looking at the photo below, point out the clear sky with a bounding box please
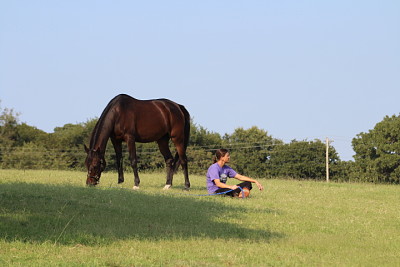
[1,1,399,161]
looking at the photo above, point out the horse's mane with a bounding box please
[89,94,127,149]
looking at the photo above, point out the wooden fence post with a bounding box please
[326,137,329,182]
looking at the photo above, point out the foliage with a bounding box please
[0,104,20,164]
[186,148,214,175]
[222,126,282,177]
[187,121,222,175]
[352,114,400,183]
[0,103,19,131]
[14,123,48,146]
[189,121,222,148]
[3,99,400,183]
[0,142,71,170]
[267,139,340,180]
[330,160,354,182]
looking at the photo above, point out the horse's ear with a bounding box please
[84,144,89,154]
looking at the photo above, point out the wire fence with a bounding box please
[0,139,350,182]
[0,141,338,159]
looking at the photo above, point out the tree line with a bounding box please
[1,102,399,184]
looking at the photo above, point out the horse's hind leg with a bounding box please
[175,142,190,190]
[170,134,190,190]
[111,138,124,184]
[126,137,140,189]
[181,155,190,190]
[157,137,174,189]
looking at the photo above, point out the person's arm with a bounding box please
[213,179,238,190]
[234,174,264,190]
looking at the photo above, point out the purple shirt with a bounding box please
[206,163,237,193]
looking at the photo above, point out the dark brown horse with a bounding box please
[84,94,190,190]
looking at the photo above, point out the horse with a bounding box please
[84,94,191,190]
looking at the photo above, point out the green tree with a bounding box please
[352,114,400,183]
[267,139,340,180]
[187,121,222,174]
[189,121,222,148]
[15,123,48,146]
[0,103,20,166]
[48,123,89,169]
[223,126,282,177]
[186,148,214,175]
[331,160,354,182]
[52,123,87,148]
[0,104,19,144]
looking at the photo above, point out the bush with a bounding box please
[352,115,400,183]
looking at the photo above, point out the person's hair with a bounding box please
[213,149,229,163]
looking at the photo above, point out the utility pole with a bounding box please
[326,137,329,182]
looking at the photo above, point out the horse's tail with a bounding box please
[173,105,191,172]
[180,104,191,151]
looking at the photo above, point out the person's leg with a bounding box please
[237,181,252,190]
[215,188,238,197]
[236,181,252,198]
[215,182,253,197]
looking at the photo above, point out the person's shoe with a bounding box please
[238,188,250,198]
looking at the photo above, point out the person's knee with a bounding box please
[243,181,252,190]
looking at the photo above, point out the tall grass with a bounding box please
[1,169,399,266]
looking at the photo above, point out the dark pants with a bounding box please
[215,181,252,197]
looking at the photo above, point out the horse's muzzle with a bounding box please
[86,175,100,186]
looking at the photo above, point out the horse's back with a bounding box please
[112,95,180,113]
[109,95,189,142]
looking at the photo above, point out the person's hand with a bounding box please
[230,185,239,190]
[255,181,264,191]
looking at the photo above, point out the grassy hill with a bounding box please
[1,170,399,266]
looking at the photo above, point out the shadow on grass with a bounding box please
[0,183,283,245]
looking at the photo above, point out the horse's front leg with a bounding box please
[111,138,124,184]
[126,138,140,189]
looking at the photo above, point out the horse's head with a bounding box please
[84,145,106,186]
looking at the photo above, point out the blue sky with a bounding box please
[1,1,399,161]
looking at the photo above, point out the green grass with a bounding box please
[1,169,399,266]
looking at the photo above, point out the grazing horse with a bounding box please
[84,94,190,190]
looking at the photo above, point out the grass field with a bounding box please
[1,169,399,266]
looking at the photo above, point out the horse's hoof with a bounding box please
[163,185,172,190]
[184,187,190,191]
[132,186,140,190]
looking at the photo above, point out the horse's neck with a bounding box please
[90,116,113,152]
[92,131,109,152]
